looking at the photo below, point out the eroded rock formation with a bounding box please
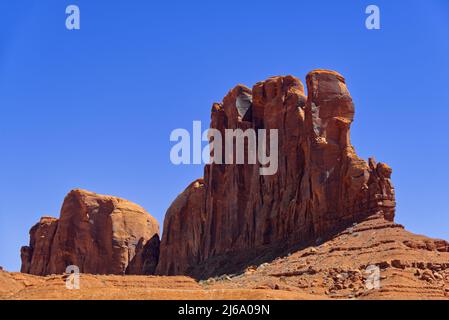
[156,70,396,277]
[21,189,160,276]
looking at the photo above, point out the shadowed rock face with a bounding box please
[156,70,396,278]
[21,189,160,276]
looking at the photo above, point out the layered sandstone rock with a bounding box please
[21,189,160,276]
[157,70,396,277]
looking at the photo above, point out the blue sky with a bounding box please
[0,0,448,271]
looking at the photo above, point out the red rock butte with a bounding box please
[156,70,395,277]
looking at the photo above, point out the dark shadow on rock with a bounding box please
[127,234,160,275]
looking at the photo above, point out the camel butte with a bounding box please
[4,70,448,300]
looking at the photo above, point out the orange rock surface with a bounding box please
[21,189,160,276]
[157,71,395,277]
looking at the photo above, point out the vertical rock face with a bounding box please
[20,217,59,275]
[156,179,206,276]
[157,70,396,277]
[21,189,160,276]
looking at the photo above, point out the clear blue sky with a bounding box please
[0,0,448,271]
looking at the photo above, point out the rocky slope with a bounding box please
[21,189,160,276]
[207,214,449,299]
[157,70,395,277]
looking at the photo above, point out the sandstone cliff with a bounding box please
[156,70,396,277]
[21,189,160,276]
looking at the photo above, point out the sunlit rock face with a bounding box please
[156,70,395,278]
[21,189,160,276]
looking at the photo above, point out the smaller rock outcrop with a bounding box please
[21,189,160,276]
[20,217,58,275]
